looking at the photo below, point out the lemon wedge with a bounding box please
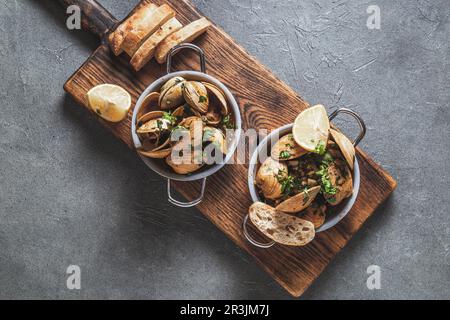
[87,84,131,122]
[292,104,330,151]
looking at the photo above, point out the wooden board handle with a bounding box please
[57,0,117,38]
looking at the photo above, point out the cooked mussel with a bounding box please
[183,81,209,114]
[275,185,320,213]
[271,133,308,161]
[255,157,288,200]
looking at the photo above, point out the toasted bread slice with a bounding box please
[121,4,176,57]
[249,202,315,247]
[108,2,157,56]
[131,18,183,71]
[154,17,212,64]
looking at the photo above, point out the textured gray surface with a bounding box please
[0,0,449,299]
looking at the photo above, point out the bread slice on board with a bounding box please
[121,4,176,57]
[108,2,157,56]
[154,17,212,64]
[131,18,183,71]
[249,202,315,246]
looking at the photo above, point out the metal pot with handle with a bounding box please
[131,43,242,208]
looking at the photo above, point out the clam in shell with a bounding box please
[275,185,321,214]
[137,92,160,121]
[136,111,171,134]
[160,76,185,94]
[330,128,355,170]
[159,81,185,110]
[255,157,288,200]
[271,134,308,161]
[301,202,326,229]
[183,81,209,114]
[203,126,227,155]
[203,82,228,115]
[324,160,353,206]
[165,140,204,174]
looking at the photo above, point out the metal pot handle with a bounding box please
[243,214,275,249]
[167,178,207,208]
[329,108,366,146]
[166,43,206,74]
[165,43,207,208]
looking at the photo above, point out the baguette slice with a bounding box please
[108,2,157,56]
[122,4,176,57]
[131,18,183,71]
[249,202,315,247]
[155,17,212,64]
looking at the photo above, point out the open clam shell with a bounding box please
[203,82,228,115]
[300,203,326,229]
[160,76,185,94]
[159,81,185,110]
[271,134,308,161]
[136,92,160,121]
[136,111,171,134]
[165,140,204,174]
[138,144,172,159]
[324,161,353,206]
[203,126,227,155]
[183,81,209,114]
[255,157,288,200]
[275,185,321,214]
[330,128,355,170]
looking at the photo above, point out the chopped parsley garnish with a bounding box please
[321,151,334,165]
[162,111,177,126]
[276,171,302,198]
[279,150,291,159]
[314,140,327,155]
[156,119,163,130]
[316,164,337,195]
[198,95,208,103]
[221,114,235,129]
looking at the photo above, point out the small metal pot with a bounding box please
[244,108,366,248]
[131,43,242,208]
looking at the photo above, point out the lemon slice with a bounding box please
[292,104,330,151]
[87,84,131,122]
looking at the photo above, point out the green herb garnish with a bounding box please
[314,140,327,155]
[199,95,208,103]
[279,150,291,159]
[162,111,177,126]
[316,164,337,195]
[221,114,235,129]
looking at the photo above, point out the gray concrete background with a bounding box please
[0,0,448,299]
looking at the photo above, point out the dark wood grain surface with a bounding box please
[63,0,397,297]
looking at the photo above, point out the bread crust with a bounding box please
[121,4,176,57]
[108,2,157,56]
[130,18,183,71]
[154,17,212,64]
[249,202,315,246]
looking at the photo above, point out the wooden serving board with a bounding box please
[61,0,397,297]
